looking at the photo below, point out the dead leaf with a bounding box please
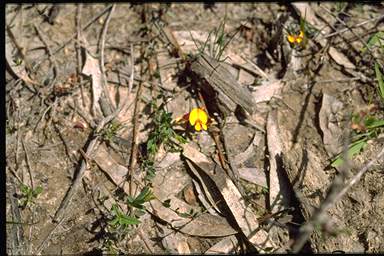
[252,80,283,103]
[82,49,103,115]
[191,179,219,216]
[185,159,222,215]
[328,46,356,69]
[92,144,131,194]
[179,213,238,237]
[238,168,267,188]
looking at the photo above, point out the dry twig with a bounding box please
[99,4,116,114]
[53,108,122,223]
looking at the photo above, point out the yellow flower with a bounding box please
[189,108,208,131]
[287,34,296,43]
[287,30,304,44]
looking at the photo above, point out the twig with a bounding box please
[138,229,154,254]
[21,138,34,190]
[76,3,85,108]
[128,4,147,198]
[128,72,143,198]
[324,15,384,39]
[291,147,384,252]
[99,4,116,114]
[32,97,57,134]
[7,163,23,185]
[129,43,135,93]
[52,121,77,163]
[33,24,59,93]
[35,217,66,255]
[319,5,377,59]
[53,108,121,222]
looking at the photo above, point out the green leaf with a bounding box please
[331,140,367,167]
[375,62,384,101]
[365,118,384,129]
[361,32,384,53]
[367,120,384,129]
[20,184,30,194]
[108,218,119,226]
[120,216,141,225]
[32,186,43,197]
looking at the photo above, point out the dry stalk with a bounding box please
[33,24,58,93]
[53,109,121,223]
[128,4,148,198]
[324,15,384,39]
[99,4,116,114]
[21,137,34,190]
[76,3,85,108]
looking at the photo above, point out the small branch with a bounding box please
[129,43,135,94]
[53,108,121,223]
[34,24,59,93]
[324,15,384,39]
[76,3,85,108]
[21,137,34,190]
[128,76,143,197]
[99,4,116,114]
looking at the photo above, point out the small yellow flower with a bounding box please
[189,108,208,131]
[287,30,304,44]
[287,34,296,43]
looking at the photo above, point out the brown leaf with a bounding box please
[82,49,103,115]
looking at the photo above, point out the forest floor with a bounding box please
[6,3,384,254]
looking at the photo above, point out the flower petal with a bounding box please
[195,122,201,131]
[197,108,208,124]
[287,34,295,43]
[189,108,198,126]
[201,123,207,130]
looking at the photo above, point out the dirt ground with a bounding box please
[6,3,384,254]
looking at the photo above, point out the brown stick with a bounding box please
[76,3,85,108]
[53,110,119,222]
[128,61,143,198]
[99,4,116,114]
